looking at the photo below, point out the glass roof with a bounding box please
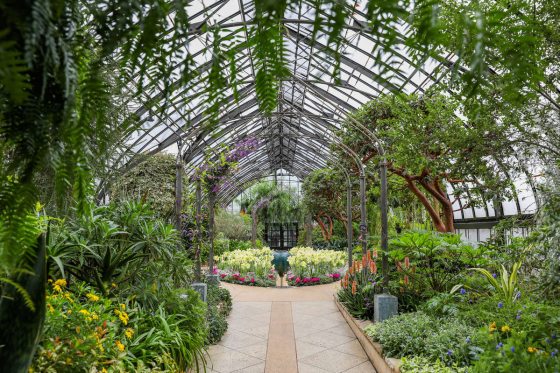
[110,0,541,221]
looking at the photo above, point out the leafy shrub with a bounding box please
[389,230,488,295]
[400,356,467,373]
[364,312,473,366]
[47,201,185,296]
[214,211,252,241]
[206,286,233,344]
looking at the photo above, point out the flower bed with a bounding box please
[215,246,346,287]
[337,230,560,373]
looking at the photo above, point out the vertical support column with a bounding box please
[207,192,218,284]
[175,140,183,231]
[346,183,353,268]
[305,214,313,247]
[195,180,202,282]
[359,172,367,255]
[380,158,389,289]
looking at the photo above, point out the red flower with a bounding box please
[239,277,245,282]
[220,273,227,279]
[251,278,255,283]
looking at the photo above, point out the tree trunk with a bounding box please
[404,177,448,232]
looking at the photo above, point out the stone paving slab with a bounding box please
[205,283,376,373]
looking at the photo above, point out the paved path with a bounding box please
[206,282,376,373]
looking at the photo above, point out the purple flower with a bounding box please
[447,349,453,356]
[551,349,558,357]
[510,347,515,352]
[466,336,471,343]
[496,342,503,350]
[460,288,467,295]
[498,302,503,309]
[514,291,521,300]
[492,273,497,278]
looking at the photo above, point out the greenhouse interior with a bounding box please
[1,0,559,372]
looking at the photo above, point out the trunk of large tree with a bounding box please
[403,176,455,233]
[315,212,334,241]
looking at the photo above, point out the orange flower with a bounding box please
[404,275,409,285]
[362,256,367,269]
[348,267,354,275]
[351,281,357,295]
[404,257,410,269]
[366,251,372,262]
[396,261,402,272]
[373,249,378,258]
[369,261,377,274]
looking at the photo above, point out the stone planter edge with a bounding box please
[334,296,401,373]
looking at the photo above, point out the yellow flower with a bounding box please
[101,369,108,373]
[111,283,117,288]
[115,340,125,352]
[79,309,90,316]
[54,279,67,287]
[528,346,537,353]
[86,293,100,302]
[120,303,126,310]
[47,303,54,313]
[501,325,511,333]
[91,312,99,320]
[114,309,129,325]
[125,328,134,339]
[53,285,62,293]
[75,326,81,334]
[489,322,497,332]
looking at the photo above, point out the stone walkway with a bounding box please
[206,283,376,373]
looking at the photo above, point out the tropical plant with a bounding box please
[452,262,522,305]
[47,201,183,296]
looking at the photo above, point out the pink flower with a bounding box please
[251,278,255,283]
[220,273,227,279]
[268,274,275,279]
[212,267,218,274]
[332,273,341,279]
[239,277,245,282]
[295,277,301,283]
[303,278,310,283]
[311,277,321,283]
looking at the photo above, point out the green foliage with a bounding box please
[214,211,252,241]
[453,262,522,305]
[32,282,207,372]
[400,356,467,373]
[206,286,232,344]
[364,312,473,367]
[238,181,301,224]
[111,154,185,221]
[46,201,188,297]
[390,230,486,294]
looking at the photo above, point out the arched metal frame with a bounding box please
[110,0,543,276]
